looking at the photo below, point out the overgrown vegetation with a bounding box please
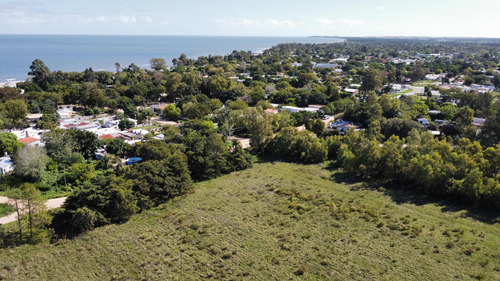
[0,162,497,280]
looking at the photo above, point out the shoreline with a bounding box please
[0,35,345,82]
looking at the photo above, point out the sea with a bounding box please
[0,35,343,82]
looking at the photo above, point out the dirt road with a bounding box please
[0,196,67,225]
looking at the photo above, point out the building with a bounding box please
[281,106,319,114]
[18,136,41,147]
[473,118,486,127]
[0,156,14,175]
[417,118,429,126]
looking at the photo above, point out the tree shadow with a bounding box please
[328,169,500,225]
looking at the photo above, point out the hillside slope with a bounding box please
[1,162,499,280]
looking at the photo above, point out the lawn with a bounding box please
[0,162,498,280]
[412,80,437,86]
[0,203,14,217]
[399,88,414,94]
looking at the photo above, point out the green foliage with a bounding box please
[14,146,49,181]
[0,132,22,155]
[103,138,131,156]
[2,162,498,280]
[163,103,181,121]
[118,119,134,130]
[268,127,327,164]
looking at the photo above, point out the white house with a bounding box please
[0,156,14,175]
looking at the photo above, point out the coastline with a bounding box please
[0,35,344,82]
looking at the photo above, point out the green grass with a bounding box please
[1,162,498,280]
[412,80,436,86]
[399,88,414,94]
[132,124,162,131]
[0,203,14,217]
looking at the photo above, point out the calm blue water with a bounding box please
[0,35,343,82]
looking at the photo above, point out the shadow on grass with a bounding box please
[327,168,500,225]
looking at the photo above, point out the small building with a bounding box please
[417,118,429,126]
[153,134,165,141]
[281,106,319,114]
[100,134,114,141]
[344,88,359,95]
[18,137,41,146]
[0,156,14,175]
[435,119,447,125]
[473,118,486,127]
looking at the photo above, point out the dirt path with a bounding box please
[0,196,67,225]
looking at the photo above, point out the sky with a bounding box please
[0,0,499,37]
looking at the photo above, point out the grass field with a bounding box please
[0,203,14,217]
[1,162,498,280]
[412,80,437,86]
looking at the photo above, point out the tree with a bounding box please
[20,183,46,239]
[0,87,23,103]
[118,119,135,130]
[104,138,131,156]
[115,62,121,73]
[127,157,192,209]
[0,132,22,155]
[163,104,181,121]
[440,104,458,120]
[6,188,24,243]
[361,68,382,93]
[150,58,167,71]
[65,130,100,159]
[14,146,49,181]
[28,59,51,86]
[4,99,28,124]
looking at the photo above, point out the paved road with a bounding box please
[0,196,67,225]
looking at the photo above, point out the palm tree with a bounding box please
[115,62,121,73]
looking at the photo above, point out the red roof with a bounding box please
[19,137,39,145]
[100,134,114,140]
[77,122,89,126]
[64,124,73,128]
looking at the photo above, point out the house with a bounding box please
[75,122,100,130]
[328,119,350,129]
[281,106,319,114]
[417,118,429,126]
[435,119,447,125]
[102,120,119,128]
[153,134,165,141]
[100,134,114,141]
[265,108,277,115]
[18,136,41,146]
[0,156,14,175]
[57,105,74,119]
[344,88,359,95]
[473,118,486,127]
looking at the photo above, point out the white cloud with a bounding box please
[214,18,295,29]
[161,20,169,25]
[317,18,333,25]
[340,19,367,26]
[379,6,385,10]
[266,18,294,27]
[141,16,153,24]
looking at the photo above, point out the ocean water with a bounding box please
[0,35,343,82]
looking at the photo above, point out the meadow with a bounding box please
[0,162,498,280]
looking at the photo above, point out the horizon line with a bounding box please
[0,34,499,39]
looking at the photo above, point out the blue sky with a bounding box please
[0,0,499,37]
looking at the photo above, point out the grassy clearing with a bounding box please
[0,203,14,217]
[0,162,498,280]
[399,88,414,94]
[413,80,436,86]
